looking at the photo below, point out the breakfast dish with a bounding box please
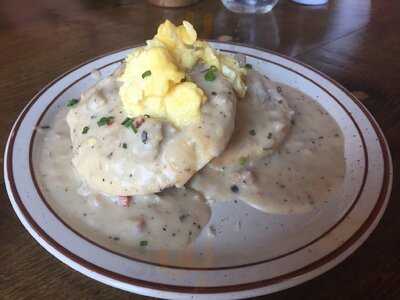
[67,21,241,196]
[67,67,237,196]
[39,20,346,249]
[5,20,392,300]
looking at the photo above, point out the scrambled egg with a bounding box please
[119,20,247,128]
[165,82,207,127]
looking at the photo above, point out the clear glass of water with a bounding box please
[221,0,279,14]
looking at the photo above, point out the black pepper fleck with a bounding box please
[141,130,148,144]
[230,185,239,193]
[179,214,189,222]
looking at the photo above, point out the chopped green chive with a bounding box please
[121,117,133,127]
[142,70,152,79]
[66,99,79,107]
[204,66,217,81]
[97,116,114,127]
[121,117,137,133]
[239,156,247,166]
[205,70,216,81]
[82,126,89,134]
[249,129,256,136]
[245,63,252,69]
[122,143,127,149]
[140,240,148,247]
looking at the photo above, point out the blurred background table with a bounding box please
[1,0,399,299]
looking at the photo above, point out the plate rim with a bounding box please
[3,41,393,297]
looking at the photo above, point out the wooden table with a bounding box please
[1,0,399,299]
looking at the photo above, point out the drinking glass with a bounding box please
[221,0,279,14]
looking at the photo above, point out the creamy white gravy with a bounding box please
[35,75,344,252]
[190,83,345,214]
[36,112,210,251]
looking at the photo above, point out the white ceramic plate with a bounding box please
[4,43,393,299]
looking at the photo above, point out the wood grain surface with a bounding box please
[1,0,399,299]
